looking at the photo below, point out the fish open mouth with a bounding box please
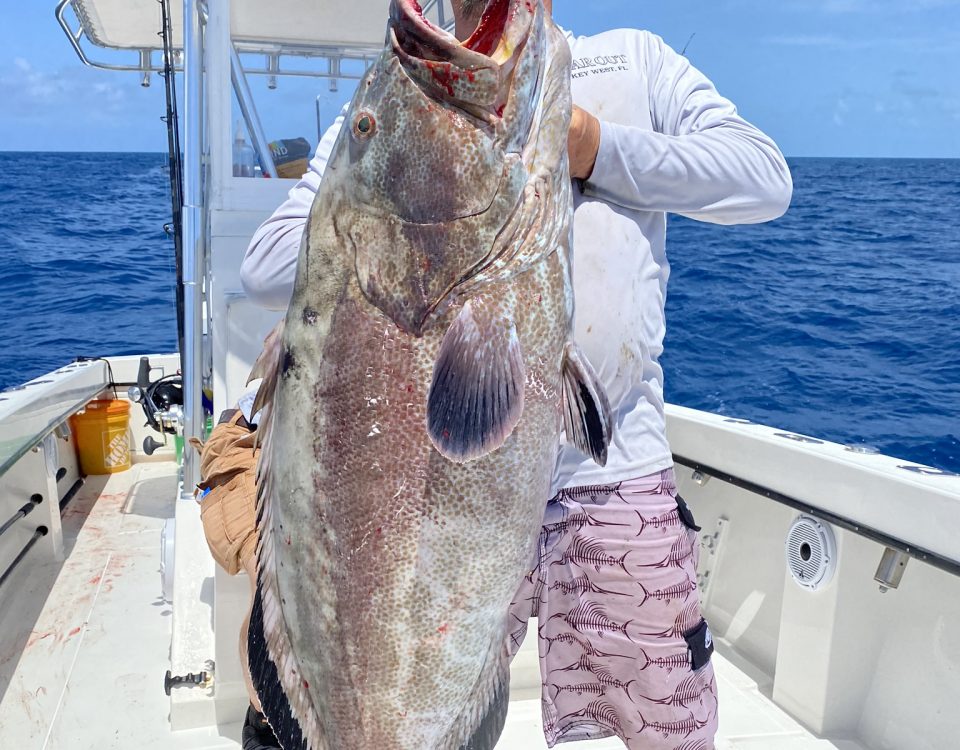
[394,0,514,60]
[390,0,534,118]
[395,1,533,70]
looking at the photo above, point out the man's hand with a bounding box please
[568,105,601,181]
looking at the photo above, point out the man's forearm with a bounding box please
[585,119,793,225]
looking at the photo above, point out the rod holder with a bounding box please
[0,526,48,591]
[874,547,909,593]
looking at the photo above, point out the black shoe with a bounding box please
[242,704,281,749]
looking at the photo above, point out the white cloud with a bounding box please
[1,57,130,115]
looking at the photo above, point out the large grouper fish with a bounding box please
[247,1,613,747]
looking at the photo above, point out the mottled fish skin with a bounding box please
[249,2,599,748]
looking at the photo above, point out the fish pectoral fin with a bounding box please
[561,342,614,467]
[427,299,525,463]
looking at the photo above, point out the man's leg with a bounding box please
[509,469,718,749]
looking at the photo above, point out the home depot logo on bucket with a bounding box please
[102,429,130,469]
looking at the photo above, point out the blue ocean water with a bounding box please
[0,153,957,472]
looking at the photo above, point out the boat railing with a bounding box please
[0,360,108,592]
[0,360,109,480]
[666,404,960,581]
[0,355,181,596]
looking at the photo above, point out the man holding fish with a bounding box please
[198,1,791,748]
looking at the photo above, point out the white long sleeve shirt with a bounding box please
[241,28,792,490]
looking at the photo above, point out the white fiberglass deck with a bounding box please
[0,461,870,749]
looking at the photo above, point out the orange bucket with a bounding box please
[70,399,132,475]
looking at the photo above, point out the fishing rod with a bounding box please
[159,0,185,362]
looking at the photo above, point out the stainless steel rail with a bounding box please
[55,0,168,73]
[230,43,278,178]
[56,0,452,78]
[181,0,204,496]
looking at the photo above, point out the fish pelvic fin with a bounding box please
[427,298,525,463]
[561,342,613,467]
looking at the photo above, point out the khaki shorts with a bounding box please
[196,410,259,576]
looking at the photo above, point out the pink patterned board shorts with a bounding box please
[507,469,719,749]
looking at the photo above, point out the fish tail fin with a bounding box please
[248,585,308,750]
[561,342,613,467]
[427,298,525,463]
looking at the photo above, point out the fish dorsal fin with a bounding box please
[246,319,327,749]
[561,342,613,467]
[427,298,525,463]
[247,321,285,450]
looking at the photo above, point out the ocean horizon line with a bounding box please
[1,150,958,161]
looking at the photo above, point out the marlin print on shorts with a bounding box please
[559,700,624,735]
[637,577,697,607]
[538,627,635,658]
[550,602,635,641]
[550,653,603,674]
[636,601,702,640]
[634,508,684,536]
[636,534,694,569]
[590,666,638,701]
[546,508,630,535]
[636,647,690,674]
[550,574,631,597]
[636,710,709,739]
[550,537,632,573]
[673,739,710,750]
[637,669,713,708]
[550,681,607,700]
[508,611,530,649]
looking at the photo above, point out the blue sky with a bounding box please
[1,1,958,157]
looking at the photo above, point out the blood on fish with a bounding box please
[68,627,80,637]
[425,60,455,96]
[465,0,511,56]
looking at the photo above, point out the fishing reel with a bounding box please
[128,356,184,455]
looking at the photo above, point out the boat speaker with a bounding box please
[785,515,837,591]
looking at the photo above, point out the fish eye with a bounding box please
[354,112,376,139]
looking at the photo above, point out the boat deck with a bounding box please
[0,462,867,749]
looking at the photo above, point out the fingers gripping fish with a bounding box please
[246,1,613,748]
